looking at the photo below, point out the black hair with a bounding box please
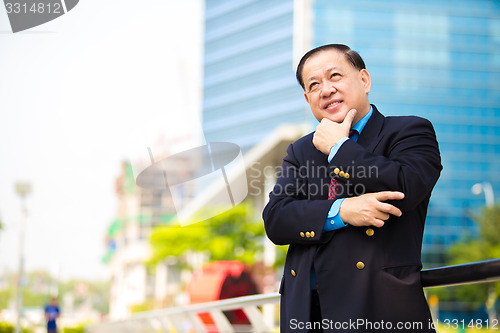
[296,44,366,90]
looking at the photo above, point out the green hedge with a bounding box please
[0,322,31,333]
[0,321,87,333]
[62,325,86,333]
[0,322,12,333]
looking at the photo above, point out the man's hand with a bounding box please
[313,109,357,155]
[339,191,404,227]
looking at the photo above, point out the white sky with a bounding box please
[0,0,203,281]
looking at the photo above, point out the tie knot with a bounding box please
[349,129,357,138]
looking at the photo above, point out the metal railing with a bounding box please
[87,259,500,333]
[87,293,280,333]
[421,258,500,288]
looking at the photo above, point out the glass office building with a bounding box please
[203,0,499,318]
[203,0,307,151]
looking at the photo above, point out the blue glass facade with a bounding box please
[203,0,307,151]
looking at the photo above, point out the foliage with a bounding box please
[0,322,31,333]
[0,322,13,333]
[0,271,109,318]
[129,299,155,313]
[149,202,274,267]
[0,272,53,309]
[0,289,13,309]
[427,204,500,310]
[58,279,110,315]
[23,290,52,308]
[62,325,86,333]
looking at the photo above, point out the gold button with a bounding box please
[344,173,350,179]
[356,261,365,270]
[334,168,340,175]
[291,269,296,276]
[339,171,345,177]
[306,232,311,238]
[366,228,374,236]
[300,232,305,237]
[310,231,315,238]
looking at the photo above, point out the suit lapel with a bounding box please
[357,105,385,152]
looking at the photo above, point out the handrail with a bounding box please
[86,293,281,333]
[87,259,500,333]
[421,258,500,288]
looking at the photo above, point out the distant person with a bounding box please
[44,296,60,333]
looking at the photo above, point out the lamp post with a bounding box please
[15,182,31,333]
[471,182,494,207]
[471,181,496,322]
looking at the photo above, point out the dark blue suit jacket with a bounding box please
[263,105,442,332]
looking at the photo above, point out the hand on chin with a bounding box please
[324,109,348,124]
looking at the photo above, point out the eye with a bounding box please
[331,72,341,79]
[308,82,318,91]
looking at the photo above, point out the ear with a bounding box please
[360,69,371,94]
[304,91,310,104]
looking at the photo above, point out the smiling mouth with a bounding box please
[325,101,341,109]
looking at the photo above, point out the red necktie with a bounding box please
[328,129,357,200]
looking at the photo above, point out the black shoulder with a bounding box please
[293,132,314,147]
[385,115,435,130]
[287,131,315,155]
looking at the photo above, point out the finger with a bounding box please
[378,202,402,217]
[320,117,334,125]
[342,109,357,127]
[372,219,385,228]
[374,191,405,202]
[374,211,390,221]
[316,119,331,134]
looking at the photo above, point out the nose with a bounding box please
[321,81,336,97]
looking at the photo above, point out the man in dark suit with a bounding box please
[263,44,442,332]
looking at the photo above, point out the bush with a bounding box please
[0,322,13,333]
[63,325,86,333]
[0,322,31,333]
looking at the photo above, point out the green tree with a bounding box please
[149,202,267,267]
[0,270,109,317]
[58,279,110,315]
[0,289,13,309]
[148,202,290,269]
[428,204,500,318]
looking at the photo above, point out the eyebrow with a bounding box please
[305,66,338,85]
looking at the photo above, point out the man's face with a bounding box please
[302,49,371,124]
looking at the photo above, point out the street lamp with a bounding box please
[14,182,31,333]
[471,181,496,322]
[471,182,494,206]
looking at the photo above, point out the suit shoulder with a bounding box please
[292,132,314,148]
[284,131,315,159]
[385,115,435,130]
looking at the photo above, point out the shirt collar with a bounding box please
[352,105,373,135]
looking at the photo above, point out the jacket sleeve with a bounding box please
[262,142,334,246]
[330,116,442,212]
